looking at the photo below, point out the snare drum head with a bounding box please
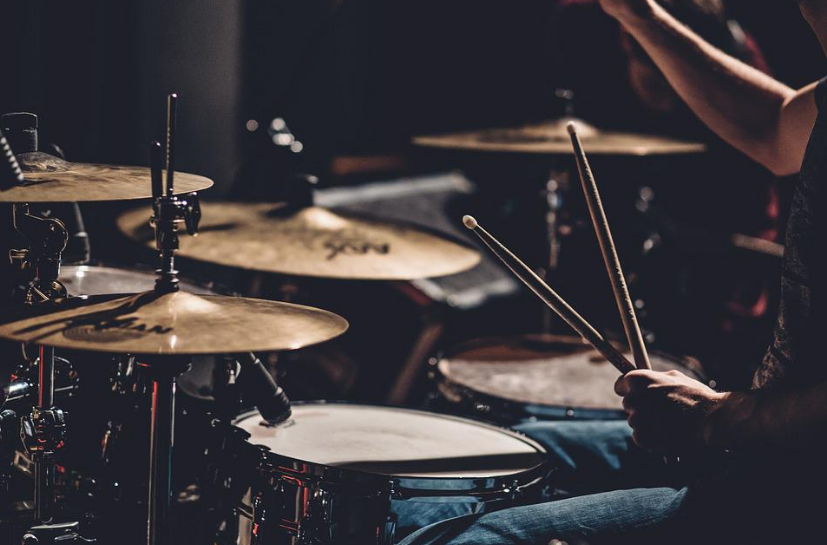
[60,264,217,296]
[235,403,545,478]
[439,335,704,412]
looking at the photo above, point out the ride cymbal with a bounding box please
[413,118,706,157]
[0,291,348,355]
[117,202,481,280]
[0,152,213,203]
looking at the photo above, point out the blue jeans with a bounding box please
[397,420,824,545]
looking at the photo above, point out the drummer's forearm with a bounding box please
[611,1,805,175]
[704,381,827,449]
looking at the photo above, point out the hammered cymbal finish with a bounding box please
[413,120,706,157]
[0,152,213,202]
[117,202,481,280]
[0,291,348,355]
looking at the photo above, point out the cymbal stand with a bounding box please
[143,93,200,545]
[11,203,69,526]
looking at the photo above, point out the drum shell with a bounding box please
[229,403,551,545]
[430,335,706,425]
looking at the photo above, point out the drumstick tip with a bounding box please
[566,121,577,136]
[462,215,478,230]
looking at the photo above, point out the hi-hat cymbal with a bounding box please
[117,202,482,280]
[413,118,706,157]
[0,152,213,203]
[0,291,349,355]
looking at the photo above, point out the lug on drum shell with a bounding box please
[432,334,706,424]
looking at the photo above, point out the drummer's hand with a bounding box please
[615,370,726,455]
[596,0,656,23]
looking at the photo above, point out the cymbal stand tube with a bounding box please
[139,358,191,545]
[12,202,70,525]
[143,94,199,545]
[150,97,201,295]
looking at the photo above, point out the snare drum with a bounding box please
[60,263,220,296]
[432,334,706,423]
[228,402,550,545]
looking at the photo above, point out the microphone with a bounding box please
[236,353,292,425]
[0,128,24,190]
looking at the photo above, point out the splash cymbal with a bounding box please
[117,202,481,280]
[413,118,706,157]
[0,291,348,355]
[0,152,213,203]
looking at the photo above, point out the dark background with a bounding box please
[1,0,824,197]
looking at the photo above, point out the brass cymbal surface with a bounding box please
[117,202,481,280]
[413,119,706,157]
[0,291,349,355]
[0,152,213,202]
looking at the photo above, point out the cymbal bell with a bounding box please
[0,152,213,203]
[117,202,482,281]
[413,118,706,157]
[0,291,349,355]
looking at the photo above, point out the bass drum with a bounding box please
[431,334,707,424]
[226,403,550,545]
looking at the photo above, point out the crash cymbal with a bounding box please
[0,291,348,355]
[0,152,213,203]
[413,118,706,157]
[117,202,482,280]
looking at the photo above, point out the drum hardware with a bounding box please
[1,409,19,495]
[2,357,79,409]
[142,95,197,545]
[0,127,25,190]
[138,357,191,545]
[3,116,74,531]
[22,521,94,545]
[226,403,550,545]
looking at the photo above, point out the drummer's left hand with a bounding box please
[615,370,726,454]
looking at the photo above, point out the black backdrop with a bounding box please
[0,0,824,195]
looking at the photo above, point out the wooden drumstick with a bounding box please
[463,215,635,375]
[567,122,652,370]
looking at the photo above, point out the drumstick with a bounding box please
[567,122,651,370]
[463,215,635,375]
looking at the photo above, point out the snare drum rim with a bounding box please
[433,334,705,423]
[234,401,551,500]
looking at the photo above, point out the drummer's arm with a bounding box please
[597,0,816,176]
[705,381,827,449]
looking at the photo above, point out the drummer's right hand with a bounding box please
[596,0,656,23]
[614,369,726,455]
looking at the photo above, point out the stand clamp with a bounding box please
[22,521,95,544]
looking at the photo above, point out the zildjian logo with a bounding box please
[63,316,173,343]
[95,316,173,335]
[324,241,390,260]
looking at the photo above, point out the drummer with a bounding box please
[552,0,780,388]
[401,0,827,543]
